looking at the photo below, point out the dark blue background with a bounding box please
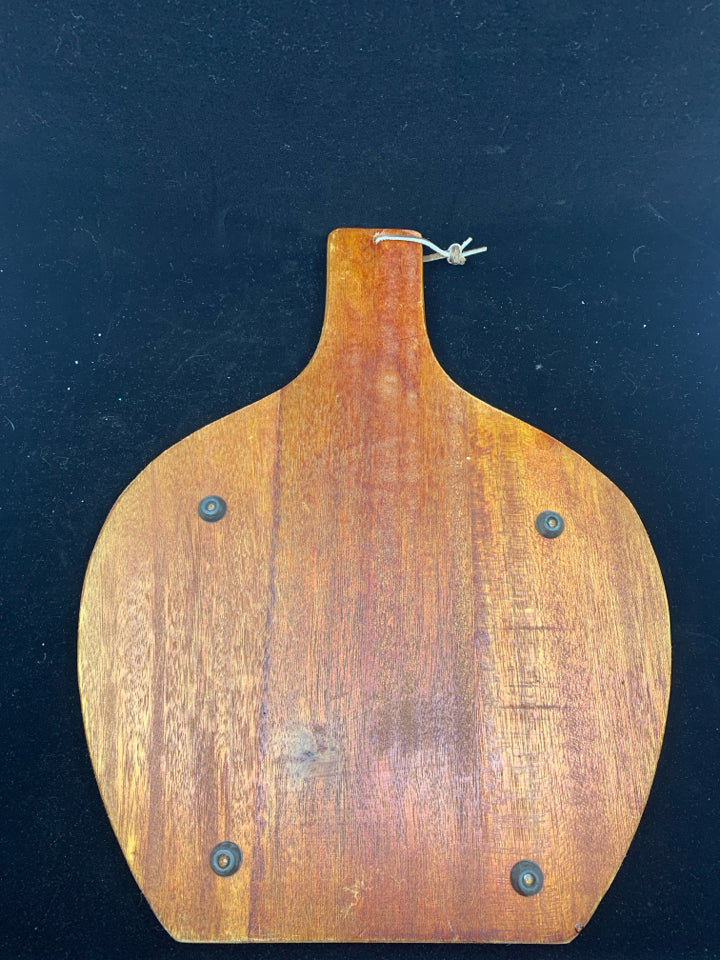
[1,1,718,957]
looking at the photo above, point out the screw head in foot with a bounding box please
[536,510,565,538]
[198,495,227,522]
[210,841,242,876]
[510,859,544,896]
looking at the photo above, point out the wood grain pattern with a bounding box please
[78,227,671,943]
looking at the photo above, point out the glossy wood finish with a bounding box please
[78,227,671,943]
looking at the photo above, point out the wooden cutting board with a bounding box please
[78,227,671,943]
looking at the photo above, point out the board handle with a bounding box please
[302,228,441,378]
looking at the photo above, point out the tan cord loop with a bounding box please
[373,231,487,265]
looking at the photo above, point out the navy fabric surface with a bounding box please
[2,2,718,957]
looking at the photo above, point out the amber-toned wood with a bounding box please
[78,227,670,943]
